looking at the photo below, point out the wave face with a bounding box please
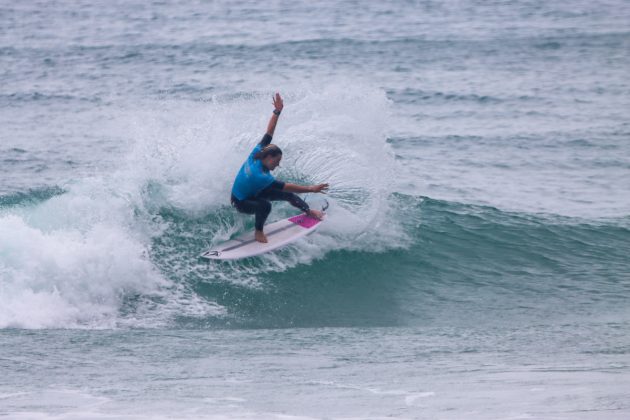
[182,195,630,329]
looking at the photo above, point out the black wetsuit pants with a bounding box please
[231,183,310,231]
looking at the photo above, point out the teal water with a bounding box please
[2,325,628,419]
[1,1,630,418]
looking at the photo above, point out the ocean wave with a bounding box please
[162,194,630,329]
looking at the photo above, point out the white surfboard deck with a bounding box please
[200,201,327,260]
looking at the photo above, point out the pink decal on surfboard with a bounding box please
[288,214,320,229]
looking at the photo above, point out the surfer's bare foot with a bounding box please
[307,209,324,220]
[255,230,268,243]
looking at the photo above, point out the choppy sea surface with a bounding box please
[1,1,629,418]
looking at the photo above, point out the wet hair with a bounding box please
[254,144,283,160]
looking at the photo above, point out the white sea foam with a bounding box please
[0,206,159,328]
[0,182,222,329]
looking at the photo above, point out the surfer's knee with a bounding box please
[259,199,272,215]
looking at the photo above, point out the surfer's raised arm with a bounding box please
[267,93,283,136]
[257,93,283,147]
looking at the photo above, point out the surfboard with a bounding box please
[200,200,328,260]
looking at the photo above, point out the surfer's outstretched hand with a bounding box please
[272,92,283,112]
[310,183,329,194]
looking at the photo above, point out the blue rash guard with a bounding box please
[231,134,276,200]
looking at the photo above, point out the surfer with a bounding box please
[230,93,329,243]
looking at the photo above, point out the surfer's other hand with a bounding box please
[310,183,329,194]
